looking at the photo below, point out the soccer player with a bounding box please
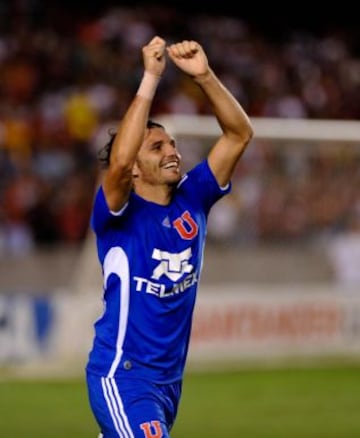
[86,36,253,437]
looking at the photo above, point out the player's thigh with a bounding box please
[87,373,170,438]
[128,396,169,438]
[86,373,128,437]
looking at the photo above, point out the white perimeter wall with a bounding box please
[1,284,360,373]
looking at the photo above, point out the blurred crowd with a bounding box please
[0,2,359,257]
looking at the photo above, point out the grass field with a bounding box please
[1,361,360,437]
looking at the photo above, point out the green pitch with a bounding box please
[1,362,360,437]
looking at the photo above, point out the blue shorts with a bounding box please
[86,371,182,438]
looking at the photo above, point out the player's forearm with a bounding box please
[103,73,160,211]
[194,69,253,143]
[110,72,161,168]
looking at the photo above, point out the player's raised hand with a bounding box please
[142,36,166,77]
[167,40,209,78]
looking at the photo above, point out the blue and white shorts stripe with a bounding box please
[87,372,182,438]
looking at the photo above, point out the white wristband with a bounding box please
[136,71,161,100]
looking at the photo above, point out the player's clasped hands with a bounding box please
[143,36,209,79]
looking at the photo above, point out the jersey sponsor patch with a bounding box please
[151,247,193,281]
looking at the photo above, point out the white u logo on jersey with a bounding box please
[151,247,193,281]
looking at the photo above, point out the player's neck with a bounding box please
[134,183,174,206]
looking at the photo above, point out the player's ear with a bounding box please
[132,162,139,178]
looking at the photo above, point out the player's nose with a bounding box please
[163,142,178,156]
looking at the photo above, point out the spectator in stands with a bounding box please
[0,2,359,253]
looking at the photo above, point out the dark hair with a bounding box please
[97,120,165,168]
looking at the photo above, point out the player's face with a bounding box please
[134,127,182,185]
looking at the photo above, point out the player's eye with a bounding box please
[151,142,162,150]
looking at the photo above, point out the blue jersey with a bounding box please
[86,159,230,384]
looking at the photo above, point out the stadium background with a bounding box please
[0,1,360,436]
